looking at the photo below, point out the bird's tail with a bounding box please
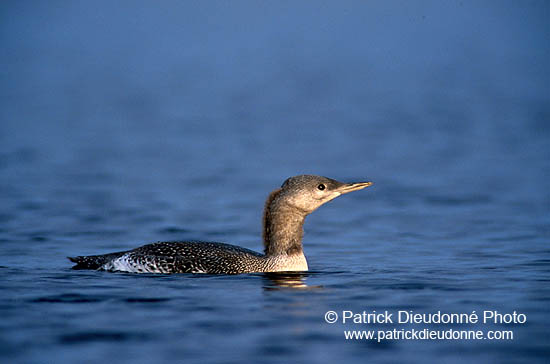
[68,251,127,270]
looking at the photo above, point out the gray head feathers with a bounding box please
[262,175,372,256]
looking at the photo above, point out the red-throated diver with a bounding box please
[68,175,373,274]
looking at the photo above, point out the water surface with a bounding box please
[1,1,549,363]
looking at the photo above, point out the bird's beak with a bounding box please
[336,181,373,194]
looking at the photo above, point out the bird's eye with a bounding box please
[317,184,326,191]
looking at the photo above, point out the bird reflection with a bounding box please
[261,272,323,290]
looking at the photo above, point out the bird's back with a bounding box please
[69,241,269,274]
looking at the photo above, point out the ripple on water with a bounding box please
[58,331,150,344]
[29,293,108,304]
[123,297,171,303]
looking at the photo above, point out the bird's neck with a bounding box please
[262,189,306,257]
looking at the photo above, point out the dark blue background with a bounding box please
[1,1,549,363]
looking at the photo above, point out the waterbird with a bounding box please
[68,175,373,274]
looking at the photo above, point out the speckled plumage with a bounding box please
[69,175,372,274]
[69,241,306,274]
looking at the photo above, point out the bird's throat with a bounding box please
[263,189,306,257]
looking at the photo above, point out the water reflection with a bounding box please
[261,272,322,290]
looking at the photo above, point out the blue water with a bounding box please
[1,1,549,363]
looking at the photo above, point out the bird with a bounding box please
[68,175,373,274]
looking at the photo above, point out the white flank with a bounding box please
[102,254,160,273]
